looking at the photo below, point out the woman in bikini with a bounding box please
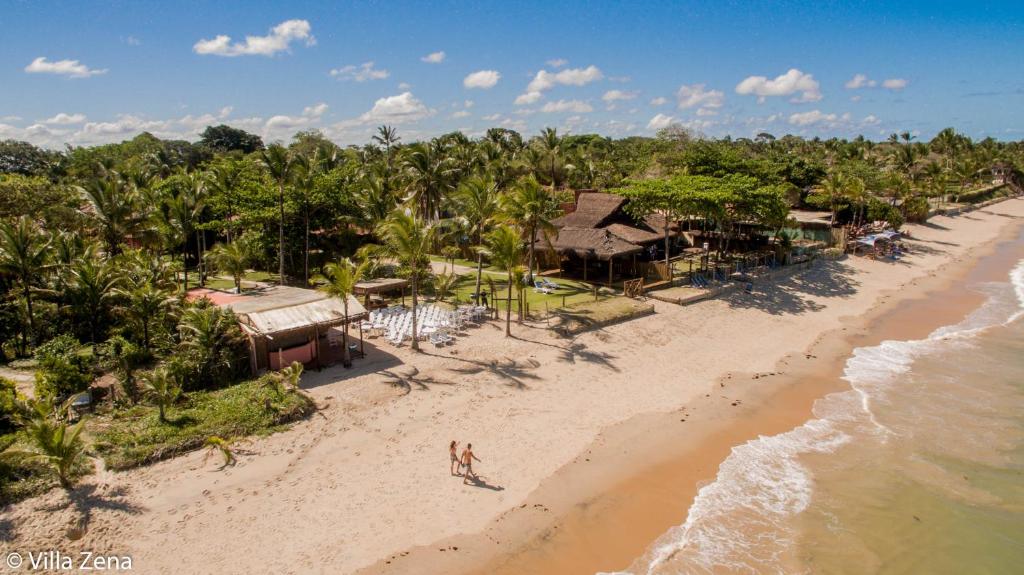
[450,440,461,476]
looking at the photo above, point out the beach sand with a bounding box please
[3,199,1023,575]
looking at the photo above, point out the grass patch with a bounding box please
[445,273,601,313]
[89,377,315,471]
[551,297,655,336]
[430,254,491,271]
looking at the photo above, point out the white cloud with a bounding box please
[788,109,837,126]
[329,61,389,82]
[123,36,141,46]
[463,100,474,108]
[861,114,880,126]
[303,102,328,117]
[696,108,717,117]
[398,82,411,90]
[219,106,233,118]
[24,57,107,78]
[602,90,638,102]
[450,110,471,119]
[541,99,594,113]
[421,51,446,64]
[650,96,668,106]
[547,58,568,68]
[193,19,315,57]
[676,83,725,110]
[43,112,87,125]
[358,92,433,124]
[527,65,603,92]
[736,68,821,103]
[515,91,542,105]
[482,113,502,121]
[882,78,908,90]
[845,73,877,89]
[464,70,501,89]
[647,113,675,131]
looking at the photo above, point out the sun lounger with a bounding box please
[534,281,553,294]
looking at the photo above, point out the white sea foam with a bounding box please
[624,259,1024,575]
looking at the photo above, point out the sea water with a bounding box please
[618,257,1024,574]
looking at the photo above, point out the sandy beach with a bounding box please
[4,198,1023,575]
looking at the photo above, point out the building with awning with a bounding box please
[195,285,368,373]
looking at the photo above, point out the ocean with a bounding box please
[619,252,1024,574]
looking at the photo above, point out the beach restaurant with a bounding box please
[195,285,368,373]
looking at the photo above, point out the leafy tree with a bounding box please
[0,140,56,176]
[616,178,696,273]
[198,125,264,154]
[66,249,120,350]
[33,334,92,401]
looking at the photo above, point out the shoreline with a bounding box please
[361,201,1024,575]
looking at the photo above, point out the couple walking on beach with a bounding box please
[449,440,481,485]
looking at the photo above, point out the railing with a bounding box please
[623,278,645,298]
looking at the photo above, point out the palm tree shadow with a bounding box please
[464,475,504,491]
[377,367,455,395]
[510,334,619,372]
[444,356,542,390]
[38,484,144,539]
[0,517,13,542]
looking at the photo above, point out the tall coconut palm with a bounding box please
[481,225,523,337]
[161,178,204,292]
[291,154,321,285]
[402,142,455,221]
[0,216,52,349]
[79,170,138,256]
[206,241,250,293]
[454,176,501,305]
[260,144,297,285]
[142,366,181,423]
[501,177,561,283]
[375,210,436,351]
[538,127,564,191]
[373,125,401,191]
[208,159,244,243]
[322,258,367,366]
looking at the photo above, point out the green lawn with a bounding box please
[185,270,281,291]
[444,272,606,315]
[90,377,315,470]
[429,254,493,271]
[551,297,656,335]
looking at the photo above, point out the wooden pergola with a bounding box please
[353,277,410,308]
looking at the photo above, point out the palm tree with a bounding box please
[454,176,500,306]
[322,258,367,366]
[208,159,244,243]
[501,177,561,283]
[402,142,455,221]
[142,366,181,423]
[375,210,436,351]
[79,170,137,256]
[818,172,848,226]
[373,125,400,191]
[67,250,120,352]
[161,178,205,292]
[0,216,51,349]
[6,400,87,489]
[178,304,241,386]
[260,144,297,285]
[482,225,523,337]
[538,127,564,191]
[206,241,250,293]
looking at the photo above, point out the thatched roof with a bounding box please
[553,193,626,228]
[545,227,643,260]
[604,223,661,244]
[353,278,409,295]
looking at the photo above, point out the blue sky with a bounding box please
[1,1,1022,148]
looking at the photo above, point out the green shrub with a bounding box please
[33,334,92,400]
[0,377,19,434]
[902,196,930,223]
[867,198,905,230]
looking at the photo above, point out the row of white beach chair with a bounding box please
[363,304,489,347]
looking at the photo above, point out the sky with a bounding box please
[1,1,1022,149]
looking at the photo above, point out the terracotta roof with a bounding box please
[604,223,662,244]
[553,193,626,228]
[545,227,643,260]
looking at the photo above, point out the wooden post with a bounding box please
[359,322,364,356]
[313,322,322,371]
